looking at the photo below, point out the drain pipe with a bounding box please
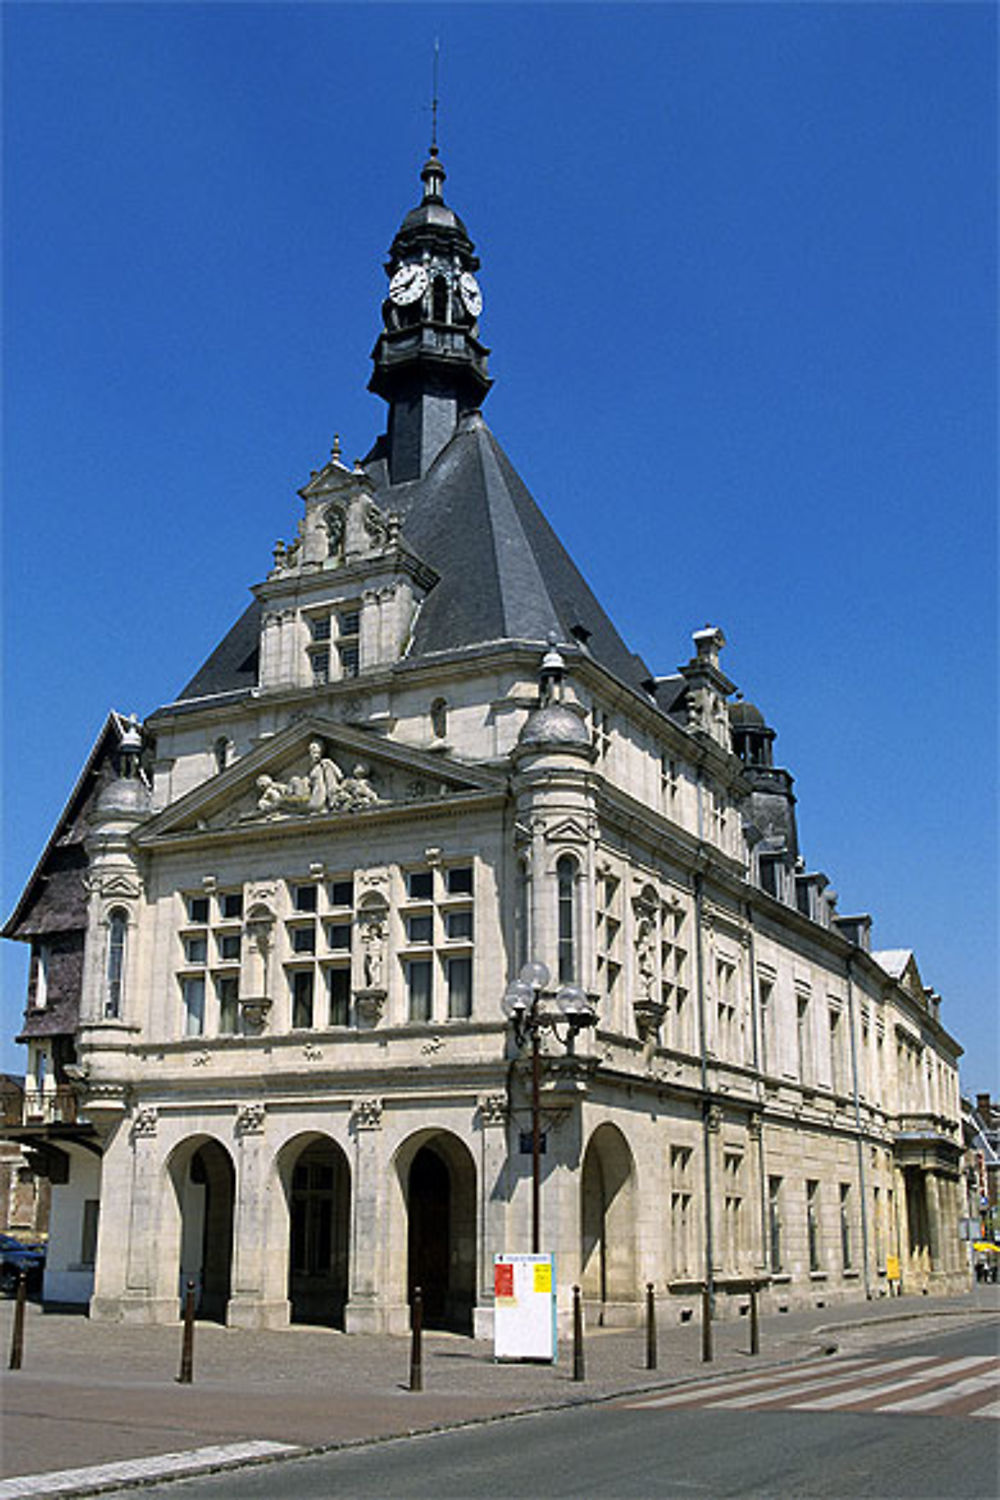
[847,955,873,1298]
[694,869,715,1310]
[745,900,769,1266]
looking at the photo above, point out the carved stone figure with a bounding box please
[340,763,380,809]
[307,740,343,811]
[359,908,387,989]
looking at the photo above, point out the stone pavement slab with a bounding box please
[1,1287,997,1496]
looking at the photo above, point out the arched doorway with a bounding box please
[285,1137,351,1326]
[170,1137,235,1323]
[580,1123,637,1324]
[404,1135,476,1333]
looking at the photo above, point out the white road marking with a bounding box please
[622,1356,877,1409]
[706,1356,934,1410]
[877,1365,1000,1415]
[0,1440,299,1498]
[789,1356,993,1411]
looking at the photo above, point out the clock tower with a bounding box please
[369,147,492,483]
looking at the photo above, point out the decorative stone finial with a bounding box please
[331,434,341,461]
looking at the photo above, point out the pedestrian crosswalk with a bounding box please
[620,1354,1000,1420]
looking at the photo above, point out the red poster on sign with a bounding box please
[495,1262,514,1298]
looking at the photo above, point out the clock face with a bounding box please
[389,263,429,306]
[458,271,483,318]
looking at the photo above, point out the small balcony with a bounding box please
[1,1086,79,1128]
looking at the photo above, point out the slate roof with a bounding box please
[174,411,650,705]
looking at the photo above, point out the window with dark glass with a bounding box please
[557,855,577,983]
[328,969,350,1026]
[292,970,314,1028]
[217,975,239,1034]
[447,956,472,1019]
[106,909,127,1018]
[407,959,433,1021]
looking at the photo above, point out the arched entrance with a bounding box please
[169,1137,235,1323]
[580,1123,637,1324]
[284,1136,351,1326]
[403,1134,476,1333]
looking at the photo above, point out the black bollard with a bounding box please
[409,1286,423,1392]
[645,1282,657,1370]
[749,1283,760,1356]
[572,1284,585,1381]
[8,1271,27,1371]
[177,1280,196,1384]
[701,1284,713,1363]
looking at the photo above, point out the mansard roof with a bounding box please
[173,411,650,707]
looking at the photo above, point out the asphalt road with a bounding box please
[105,1322,999,1500]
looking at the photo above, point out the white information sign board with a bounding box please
[493,1253,556,1362]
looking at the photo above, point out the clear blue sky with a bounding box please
[3,4,996,1088]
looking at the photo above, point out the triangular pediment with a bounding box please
[135,719,502,844]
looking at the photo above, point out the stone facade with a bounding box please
[3,150,965,1332]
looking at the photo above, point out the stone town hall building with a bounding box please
[4,149,966,1334]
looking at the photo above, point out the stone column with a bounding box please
[345,1097,387,1333]
[116,1109,177,1323]
[227,1104,289,1329]
[925,1171,943,1274]
[474,1092,511,1340]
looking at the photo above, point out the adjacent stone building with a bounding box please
[3,149,966,1330]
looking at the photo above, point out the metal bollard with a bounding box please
[749,1283,760,1356]
[409,1286,423,1392]
[701,1284,713,1363]
[572,1284,585,1381]
[8,1272,27,1371]
[177,1280,196,1384]
[645,1281,657,1370]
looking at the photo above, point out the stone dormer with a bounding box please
[678,626,734,750]
[254,443,438,692]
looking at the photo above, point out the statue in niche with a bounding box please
[635,908,657,1001]
[359,907,387,990]
[325,504,345,559]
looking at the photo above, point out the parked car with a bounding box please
[0,1233,45,1295]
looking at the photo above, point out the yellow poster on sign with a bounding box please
[886,1254,900,1282]
[533,1262,552,1294]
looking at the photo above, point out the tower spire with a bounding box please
[430,38,440,152]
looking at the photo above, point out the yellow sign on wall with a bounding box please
[533,1262,552,1294]
[886,1254,900,1282]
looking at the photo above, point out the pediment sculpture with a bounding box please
[254,739,382,818]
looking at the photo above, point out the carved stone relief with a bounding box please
[235,1103,266,1137]
[353,1098,383,1130]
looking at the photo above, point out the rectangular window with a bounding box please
[311,616,331,643]
[796,995,811,1083]
[339,643,359,678]
[840,1183,853,1269]
[807,1180,821,1272]
[326,923,351,951]
[328,968,350,1027]
[80,1199,100,1267]
[217,975,239,1034]
[407,959,433,1021]
[758,979,773,1074]
[218,933,241,961]
[293,884,318,914]
[291,926,316,955]
[338,608,360,638]
[447,956,472,1019]
[329,879,354,908]
[407,914,434,945]
[446,866,473,896]
[446,909,473,941]
[311,650,330,685]
[221,892,243,920]
[768,1176,783,1273]
[187,896,209,925]
[183,976,205,1037]
[33,942,50,1009]
[291,970,314,1028]
[184,936,207,965]
[408,870,434,900]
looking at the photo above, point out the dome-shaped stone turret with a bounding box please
[518,702,591,749]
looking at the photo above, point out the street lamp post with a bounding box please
[503,961,597,1253]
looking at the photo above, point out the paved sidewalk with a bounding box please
[2,1286,997,1496]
